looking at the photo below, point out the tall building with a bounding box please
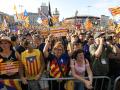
[38,3,49,20]
[52,8,60,24]
[100,15,109,28]
[38,3,60,26]
[53,8,59,16]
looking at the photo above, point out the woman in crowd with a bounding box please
[67,34,82,56]
[43,35,70,90]
[71,49,93,90]
[0,36,20,79]
[0,36,22,90]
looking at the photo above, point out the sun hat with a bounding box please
[94,32,105,39]
[0,36,12,45]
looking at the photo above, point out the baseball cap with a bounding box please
[94,32,105,39]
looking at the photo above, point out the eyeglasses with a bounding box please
[54,48,63,51]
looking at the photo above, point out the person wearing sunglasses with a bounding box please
[43,36,70,90]
[20,40,45,90]
[0,36,20,79]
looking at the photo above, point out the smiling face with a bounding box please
[54,47,63,58]
[0,40,11,50]
[53,42,64,58]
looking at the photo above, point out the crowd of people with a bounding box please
[0,28,120,90]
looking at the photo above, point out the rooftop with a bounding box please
[65,15,100,20]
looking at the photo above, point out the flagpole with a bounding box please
[19,4,24,24]
[48,2,53,34]
[87,6,91,18]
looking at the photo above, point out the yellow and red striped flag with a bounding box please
[24,16,30,28]
[0,79,22,90]
[52,16,59,23]
[84,18,93,31]
[109,7,120,16]
[0,61,19,75]
[42,19,48,26]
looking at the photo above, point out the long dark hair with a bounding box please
[71,49,83,60]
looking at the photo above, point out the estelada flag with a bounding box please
[0,79,22,90]
[109,7,120,16]
[42,18,48,25]
[22,9,28,20]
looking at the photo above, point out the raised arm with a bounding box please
[43,36,52,58]
[89,38,104,58]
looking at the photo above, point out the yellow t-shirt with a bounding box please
[21,49,42,80]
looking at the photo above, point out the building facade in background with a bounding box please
[14,12,39,26]
[38,3,60,26]
[65,15,100,30]
[38,3,49,20]
[0,11,14,29]
[28,13,39,25]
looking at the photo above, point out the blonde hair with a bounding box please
[53,41,64,52]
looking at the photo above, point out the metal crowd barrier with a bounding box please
[0,76,111,90]
[39,76,111,90]
[113,76,120,90]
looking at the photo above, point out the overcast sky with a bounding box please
[0,0,120,20]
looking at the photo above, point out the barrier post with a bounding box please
[113,76,120,90]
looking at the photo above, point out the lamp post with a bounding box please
[87,6,92,16]
[19,4,24,24]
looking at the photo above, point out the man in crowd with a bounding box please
[89,32,117,90]
[20,39,45,90]
[89,32,117,76]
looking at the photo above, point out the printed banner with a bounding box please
[40,28,68,37]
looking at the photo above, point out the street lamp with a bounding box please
[87,6,92,15]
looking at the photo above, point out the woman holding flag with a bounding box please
[0,36,22,90]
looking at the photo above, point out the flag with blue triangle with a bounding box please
[24,9,28,16]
